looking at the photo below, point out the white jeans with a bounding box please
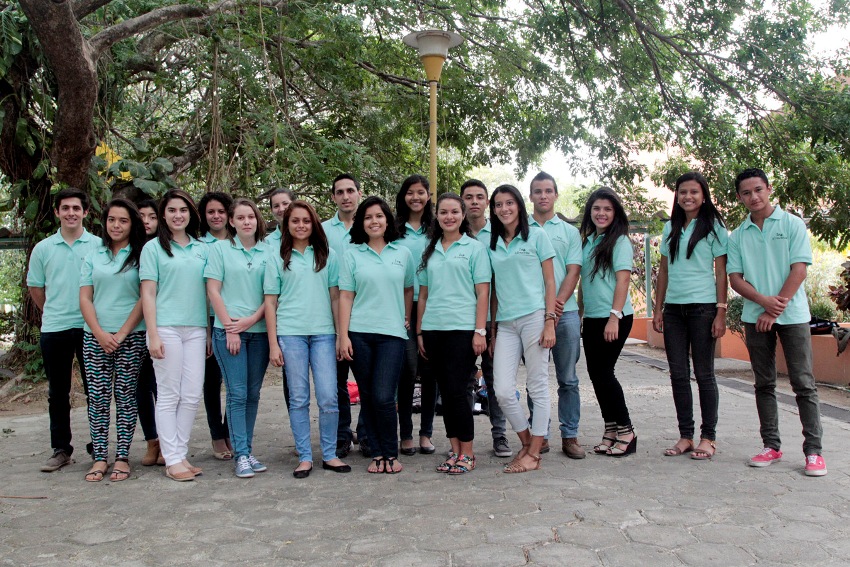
[493,310,551,436]
[150,326,207,466]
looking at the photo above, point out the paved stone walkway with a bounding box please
[1,347,849,566]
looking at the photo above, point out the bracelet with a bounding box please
[544,312,557,321]
[716,303,728,309]
[416,332,422,336]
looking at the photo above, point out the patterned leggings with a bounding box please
[83,331,147,461]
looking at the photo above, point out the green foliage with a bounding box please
[726,295,745,340]
[14,339,45,382]
[810,299,838,321]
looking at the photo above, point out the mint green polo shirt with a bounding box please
[530,216,583,312]
[419,235,491,331]
[397,223,429,301]
[339,242,414,339]
[80,245,145,334]
[139,238,209,328]
[27,229,99,332]
[473,221,494,323]
[727,206,811,325]
[264,227,282,247]
[264,247,339,336]
[487,226,556,322]
[204,239,268,333]
[201,233,227,316]
[581,234,634,318]
[322,213,353,260]
[660,220,728,305]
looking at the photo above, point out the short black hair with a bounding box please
[332,173,360,193]
[735,168,770,193]
[530,171,557,194]
[349,196,399,245]
[460,179,487,196]
[54,187,90,211]
[137,198,158,212]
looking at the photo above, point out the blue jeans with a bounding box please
[212,329,269,459]
[279,335,339,463]
[348,332,405,459]
[663,303,718,440]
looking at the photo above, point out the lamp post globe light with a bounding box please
[403,30,464,202]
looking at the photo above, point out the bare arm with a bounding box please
[604,270,631,343]
[337,290,355,361]
[540,258,556,347]
[652,256,668,333]
[29,287,46,312]
[555,264,581,317]
[712,255,728,338]
[265,295,283,367]
[141,280,163,358]
[416,286,428,359]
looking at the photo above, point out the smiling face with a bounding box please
[737,177,773,217]
[204,199,228,234]
[332,178,361,215]
[493,191,520,230]
[139,206,158,237]
[529,179,557,216]
[164,198,190,233]
[676,180,705,218]
[271,192,292,224]
[230,204,258,240]
[54,197,87,231]
[405,183,430,215]
[437,198,464,235]
[362,204,388,241]
[106,205,132,247]
[462,185,488,221]
[287,206,313,244]
[590,198,615,234]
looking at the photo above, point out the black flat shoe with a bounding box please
[322,462,352,473]
[399,445,417,456]
[292,466,312,479]
[418,444,436,455]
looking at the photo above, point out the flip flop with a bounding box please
[85,462,108,483]
[110,461,131,482]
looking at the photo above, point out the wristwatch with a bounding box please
[474,328,486,336]
[610,309,623,320]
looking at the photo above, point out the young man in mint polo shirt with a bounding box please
[321,173,362,458]
[528,172,585,459]
[26,188,99,472]
[728,168,826,477]
[461,179,511,458]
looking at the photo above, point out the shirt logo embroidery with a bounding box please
[513,248,536,257]
[392,259,405,268]
[772,232,788,241]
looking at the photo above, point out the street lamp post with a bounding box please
[403,30,463,202]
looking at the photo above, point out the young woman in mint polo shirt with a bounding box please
[205,198,270,479]
[416,193,490,474]
[79,199,148,482]
[579,187,637,457]
[394,174,437,456]
[265,201,351,478]
[140,189,209,482]
[338,196,415,474]
[652,172,727,461]
[487,184,557,474]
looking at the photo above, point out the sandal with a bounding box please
[503,453,541,474]
[110,458,131,482]
[593,422,618,454]
[384,457,402,474]
[664,438,694,457]
[607,425,637,457]
[85,461,108,482]
[211,441,232,461]
[691,439,716,461]
[367,458,385,474]
[447,454,475,475]
[436,452,458,473]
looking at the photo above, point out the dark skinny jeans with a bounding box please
[582,315,633,427]
[423,330,477,443]
[41,328,88,454]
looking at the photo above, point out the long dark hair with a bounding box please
[280,201,329,272]
[198,191,234,237]
[156,189,201,257]
[350,196,399,245]
[489,184,529,251]
[667,172,725,263]
[395,174,433,237]
[101,198,145,273]
[418,193,470,273]
[579,187,630,280]
[228,198,267,244]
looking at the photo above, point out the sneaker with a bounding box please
[41,450,73,472]
[804,454,827,477]
[749,447,783,467]
[247,455,267,473]
[493,436,512,458]
[234,456,255,478]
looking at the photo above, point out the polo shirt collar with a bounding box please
[530,214,561,227]
[357,240,399,255]
[52,228,93,245]
[742,205,782,230]
[330,212,344,227]
[437,234,471,254]
[405,222,426,235]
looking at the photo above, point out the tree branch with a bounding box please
[73,0,113,20]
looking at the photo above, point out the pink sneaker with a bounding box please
[749,447,783,467]
[804,454,827,477]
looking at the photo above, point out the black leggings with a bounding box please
[423,330,477,442]
[582,315,633,426]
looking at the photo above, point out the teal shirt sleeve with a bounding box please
[139,241,159,282]
[726,230,743,275]
[262,255,282,295]
[788,216,813,265]
[79,253,94,287]
[711,223,728,257]
[418,262,429,287]
[338,250,355,292]
[471,244,492,284]
[327,250,340,287]
[659,222,671,257]
[565,227,583,267]
[26,243,46,287]
[613,236,633,271]
[203,242,225,282]
[535,230,556,262]
[403,248,415,288]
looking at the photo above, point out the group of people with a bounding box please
[26,166,828,482]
